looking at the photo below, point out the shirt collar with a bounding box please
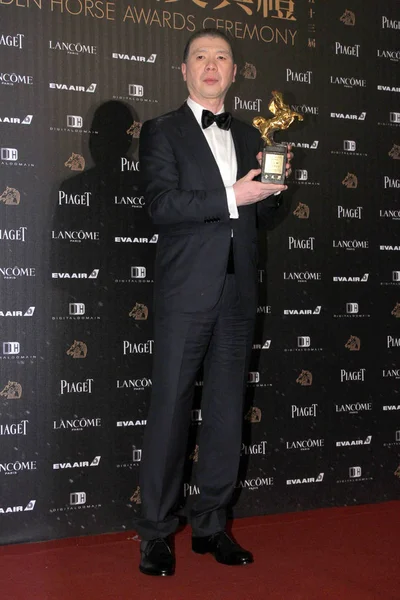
[186,97,225,128]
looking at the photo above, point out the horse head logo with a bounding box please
[293,202,310,219]
[240,62,257,79]
[0,186,20,205]
[66,340,87,358]
[342,172,358,188]
[296,370,313,386]
[129,303,148,321]
[0,381,22,399]
[345,335,361,351]
[126,121,142,138]
[64,152,85,172]
[245,406,262,423]
[340,9,355,26]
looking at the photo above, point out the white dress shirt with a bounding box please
[187,97,239,219]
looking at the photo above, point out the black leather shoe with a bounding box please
[192,531,253,565]
[139,537,175,576]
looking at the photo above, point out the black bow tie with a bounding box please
[201,109,232,131]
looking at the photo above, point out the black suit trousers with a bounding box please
[134,273,255,540]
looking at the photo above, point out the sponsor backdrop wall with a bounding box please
[0,0,399,545]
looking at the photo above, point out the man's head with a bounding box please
[181,29,237,110]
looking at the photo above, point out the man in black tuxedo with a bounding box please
[135,28,291,576]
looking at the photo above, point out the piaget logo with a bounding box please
[0,187,20,205]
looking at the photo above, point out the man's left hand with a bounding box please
[256,144,293,179]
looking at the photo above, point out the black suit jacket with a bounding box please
[139,102,280,317]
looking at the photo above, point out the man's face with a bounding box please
[181,35,236,107]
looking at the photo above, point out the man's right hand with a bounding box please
[233,169,287,206]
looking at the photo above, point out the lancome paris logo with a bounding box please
[129,303,148,320]
[0,459,36,476]
[0,33,24,49]
[286,472,324,485]
[293,202,310,219]
[66,341,87,359]
[49,82,97,93]
[0,500,36,515]
[236,476,274,491]
[53,417,101,432]
[49,41,97,55]
[115,195,144,207]
[51,230,99,243]
[0,266,35,280]
[382,368,400,380]
[378,49,400,62]
[64,153,85,172]
[0,187,20,206]
[116,378,152,391]
[0,72,33,86]
[0,381,22,400]
[335,401,372,415]
[296,370,312,386]
[331,75,366,89]
[0,306,35,318]
[284,271,321,283]
[0,115,33,126]
[240,62,256,79]
[333,239,369,251]
[286,438,323,451]
[52,269,99,279]
[380,208,400,221]
[340,9,355,26]
[345,335,361,351]
[112,51,156,63]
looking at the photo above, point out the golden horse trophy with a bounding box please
[253,91,303,184]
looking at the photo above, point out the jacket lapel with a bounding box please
[230,118,247,180]
[175,103,224,188]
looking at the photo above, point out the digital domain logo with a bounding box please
[51,302,101,321]
[284,335,323,353]
[333,303,370,319]
[114,85,158,104]
[0,148,34,168]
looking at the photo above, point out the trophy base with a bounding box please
[261,143,287,184]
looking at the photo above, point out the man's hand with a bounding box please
[234,169,287,207]
[256,143,293,178]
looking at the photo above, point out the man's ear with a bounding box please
[181,62,187,81]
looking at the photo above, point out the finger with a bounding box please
[242,168,261,181]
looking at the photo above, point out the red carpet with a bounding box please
[1,502,399,600]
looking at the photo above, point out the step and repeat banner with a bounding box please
[0,0,399,544]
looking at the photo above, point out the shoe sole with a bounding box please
[192,549,254,565]
[139,565,175,576]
